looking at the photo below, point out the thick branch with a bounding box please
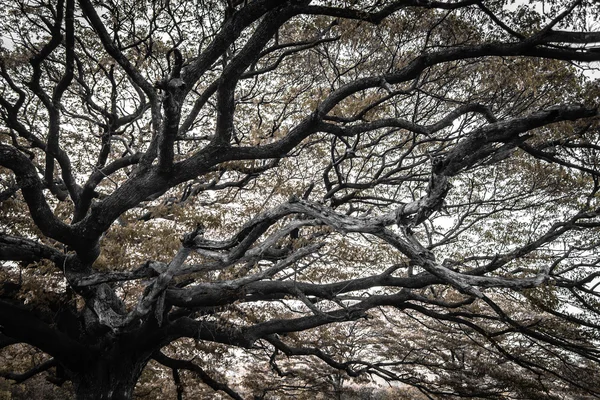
[78,0,156,99]
[0,233,66,264]
[0,358,57,384]
[0,144,75,247]
[302,0,479,24]
[0,300,89,369]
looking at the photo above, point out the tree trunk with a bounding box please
[71,350,150,400]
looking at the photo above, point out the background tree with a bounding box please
[1,0,600,399]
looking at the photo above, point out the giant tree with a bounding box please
[1,0,600,398]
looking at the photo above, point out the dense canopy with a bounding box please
[1,0,600,399]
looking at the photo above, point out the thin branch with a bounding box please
[152,352,245,400]
[0,358,57,384]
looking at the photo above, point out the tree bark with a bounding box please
[70,349,150,400]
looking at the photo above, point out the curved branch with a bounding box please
[0,300,89,369]
[0,144,75,247]
[182,0,296,89]
[266,335,361,377]
[77,0,156,99]
[321,103,497,137]
[302,0,479,24]
[243,291,412,342]
[152,351,244,400]
[0,233,66,264]
[0,358,57,384]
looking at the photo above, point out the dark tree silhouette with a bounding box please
[1,0,600,398]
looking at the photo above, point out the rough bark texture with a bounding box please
[1,0,600,398]
[71,355,148,400]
